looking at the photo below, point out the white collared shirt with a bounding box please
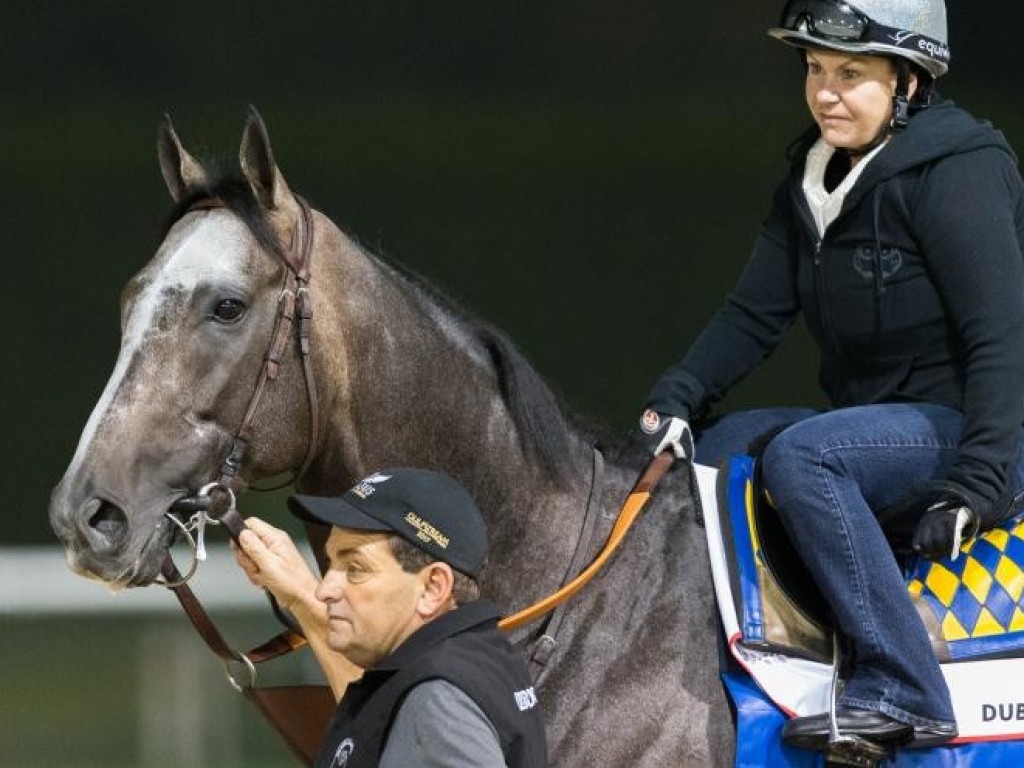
[802,137,886,238]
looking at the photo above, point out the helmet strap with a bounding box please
[890,61,912,131]
[847,60,912,158]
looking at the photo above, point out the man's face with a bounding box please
[315,528,425,668]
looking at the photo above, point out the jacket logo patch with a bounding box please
[331,737,355,767]
[853,246,903,280]
[514,686,538,711]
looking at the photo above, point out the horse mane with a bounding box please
[162,169,587,487]
[375,255,586,488]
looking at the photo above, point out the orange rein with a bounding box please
[498,451,675,632]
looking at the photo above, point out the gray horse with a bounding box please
[49,109,734,766]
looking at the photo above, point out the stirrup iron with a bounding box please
[824,635,888,767]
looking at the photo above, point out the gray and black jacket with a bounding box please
[314,600,547,768]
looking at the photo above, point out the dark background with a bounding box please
[5,1,1022,544]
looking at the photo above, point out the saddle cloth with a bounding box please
[909,519,1024,661]
[699,456,1024,742]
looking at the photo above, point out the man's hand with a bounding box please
[232,517,320,613]
[234,518,362,699]
[638,409,694,460]
[912,495,979,561]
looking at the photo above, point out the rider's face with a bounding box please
[804,49,916,153]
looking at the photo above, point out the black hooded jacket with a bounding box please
[648,99,1024,524]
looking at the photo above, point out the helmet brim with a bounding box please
[767,27,948,78]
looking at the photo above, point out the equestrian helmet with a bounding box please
[768,0,950,78]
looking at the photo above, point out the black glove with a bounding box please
[638,409,694,460]
[911,493,980,561]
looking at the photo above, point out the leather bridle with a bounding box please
[162,193,320,581]
[151,195,334,766]
[208,192,319,491]
[159,192,322,659]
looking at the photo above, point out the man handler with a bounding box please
[233,467,548,768]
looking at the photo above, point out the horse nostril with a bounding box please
[88,500,129,549]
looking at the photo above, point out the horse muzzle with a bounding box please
[48,484,178,587]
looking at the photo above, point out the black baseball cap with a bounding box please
[287,468,487,578]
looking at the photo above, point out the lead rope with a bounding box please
[161,484,333,767]
[161,486,309,678]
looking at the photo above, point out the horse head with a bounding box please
[49,108,317,587]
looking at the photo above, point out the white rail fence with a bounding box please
[0,545,266,614]
[2,545,309,767]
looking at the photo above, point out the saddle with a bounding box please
[701,455,1024,750]
[718,454,1024,665]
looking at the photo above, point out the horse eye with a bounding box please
[212,298,247,323]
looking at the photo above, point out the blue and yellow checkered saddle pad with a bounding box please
[907,514,1024,660]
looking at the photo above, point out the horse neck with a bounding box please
[305,226,599,605]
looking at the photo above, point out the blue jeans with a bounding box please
[697,404,1024,727]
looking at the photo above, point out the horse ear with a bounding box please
[157,114,207,202]
[239,105,294,210]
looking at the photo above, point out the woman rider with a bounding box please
[638,0,1024,751]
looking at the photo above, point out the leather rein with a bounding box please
[160,193,320,674]
[499,450,673,631]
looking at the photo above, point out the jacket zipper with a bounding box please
[811,237,841,354]
[794,189,842,358]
